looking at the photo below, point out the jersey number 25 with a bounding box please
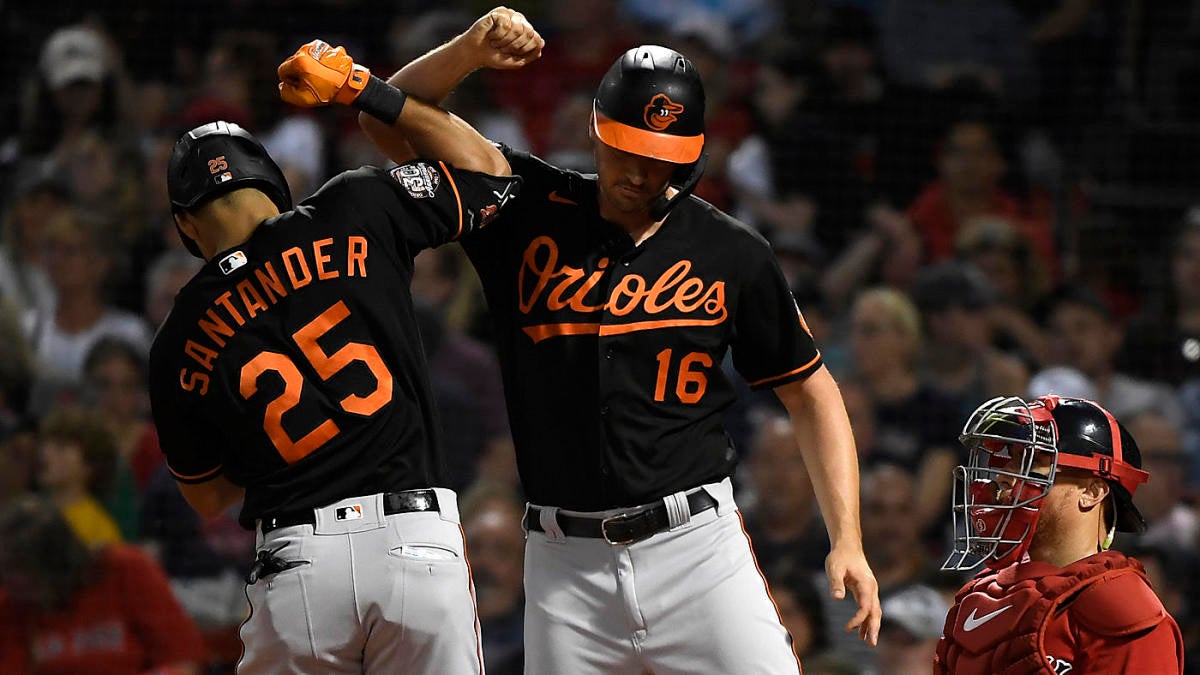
[240,300,393,463]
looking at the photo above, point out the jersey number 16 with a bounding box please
[240,300,393,464]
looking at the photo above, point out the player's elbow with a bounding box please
[178,479,243,519]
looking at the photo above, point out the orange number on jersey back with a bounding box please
[654,348,713,404]
[239,300,393,464]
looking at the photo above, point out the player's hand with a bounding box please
[826,544,882,646]
[460,6,544,70]
[278,39,370,107]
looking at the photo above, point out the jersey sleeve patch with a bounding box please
[389,162,441,199]
[1070,569,1167,636]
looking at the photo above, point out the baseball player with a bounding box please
[937,395,1183,674]
[346,10,881,673]
[148,32,532,673]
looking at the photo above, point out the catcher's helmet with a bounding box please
[943,395,1149,571]
[167,121,292,257]
[592,46,707,219]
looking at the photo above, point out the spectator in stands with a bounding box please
[1120,209,1200,387]
[811,5,888,190]
[766,568,831,661]
[35,407,122,548]
[742,413,830,578]
[878,0,1036,99]
[912,261,1028,421]
[0,495,206,674]
[825,463,938,672]
[954,215,1052,365]
[23,209,150,413]
[906,117,1056,272]
[82,337,162,537]
[1124,411,1197,551]
[17,25,129,162]
[842,288,961,536]
[487,0,635,155]
[1043,282,1185,427]
[664,12,753,212]
[0,166,69,317]
[0,299,33,440]
[860,464,939,593]
[139,462,252,668]
[621,0,780,47]
[143,249,204,329]
[461,483,526,675]
[411,247,511,492]
[728,40,868,255]
[874,583,950,675]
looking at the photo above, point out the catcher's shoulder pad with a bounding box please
[1069,567,1167,637]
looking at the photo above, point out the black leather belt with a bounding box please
[526,490,717,545]
[259,489,440,536]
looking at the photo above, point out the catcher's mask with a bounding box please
[592,45,707,220]
[943,395,1149,571]
[167,121,292,258]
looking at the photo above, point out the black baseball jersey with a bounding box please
[461,147,820,510]
[149,162,519,528]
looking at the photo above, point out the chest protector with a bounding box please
[935,551,1160,675]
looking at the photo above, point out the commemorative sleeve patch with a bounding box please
[390,162,441,198]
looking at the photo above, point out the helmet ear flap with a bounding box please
[650,153,707,221]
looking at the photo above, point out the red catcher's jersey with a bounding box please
[935,551,1183,674]
[462,147,821,510]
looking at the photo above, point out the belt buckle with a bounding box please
[600,512,642,546]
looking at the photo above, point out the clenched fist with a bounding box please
[462,6,544,70]
[278,40,369,107]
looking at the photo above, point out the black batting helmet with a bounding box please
[592,45,707,219]
[167,121,292,257]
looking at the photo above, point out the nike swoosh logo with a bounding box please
[962,605,1013,632]
[548,190,576,205]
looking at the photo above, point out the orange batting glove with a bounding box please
[277,40,369,107]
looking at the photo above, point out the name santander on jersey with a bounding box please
[177,234,371,396]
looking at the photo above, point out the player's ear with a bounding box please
[1079,477,1110,511]
[174,211,200,241]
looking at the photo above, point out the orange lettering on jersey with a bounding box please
[347,236,368,277]
[198,308,235,348]
[214,292,246,326]
[179,368,210,395]
[184,340,219,371]
[237,279,270,319]
[313,238,339,280]
[255,262,288,303]
[282,247,312,289]
[516,237,728,342]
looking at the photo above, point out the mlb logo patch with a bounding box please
[218,250,248,275]
[390,163,441,198]
[336,505,363,521]
[215,171,233,184]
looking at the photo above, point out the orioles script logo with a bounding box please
[643,93,685,131]
[518,236,727,342]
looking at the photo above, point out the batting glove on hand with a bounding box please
[278,39,369,107]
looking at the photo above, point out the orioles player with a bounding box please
[149,23,538,673]
[291,8,880,673]
[937,395,1183,674]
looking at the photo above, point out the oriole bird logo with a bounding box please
[643,94,685,131]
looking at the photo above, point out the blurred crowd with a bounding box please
[0,1,1198,673]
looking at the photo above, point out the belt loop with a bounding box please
[537,506,566,542]
[663,491,691,529]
